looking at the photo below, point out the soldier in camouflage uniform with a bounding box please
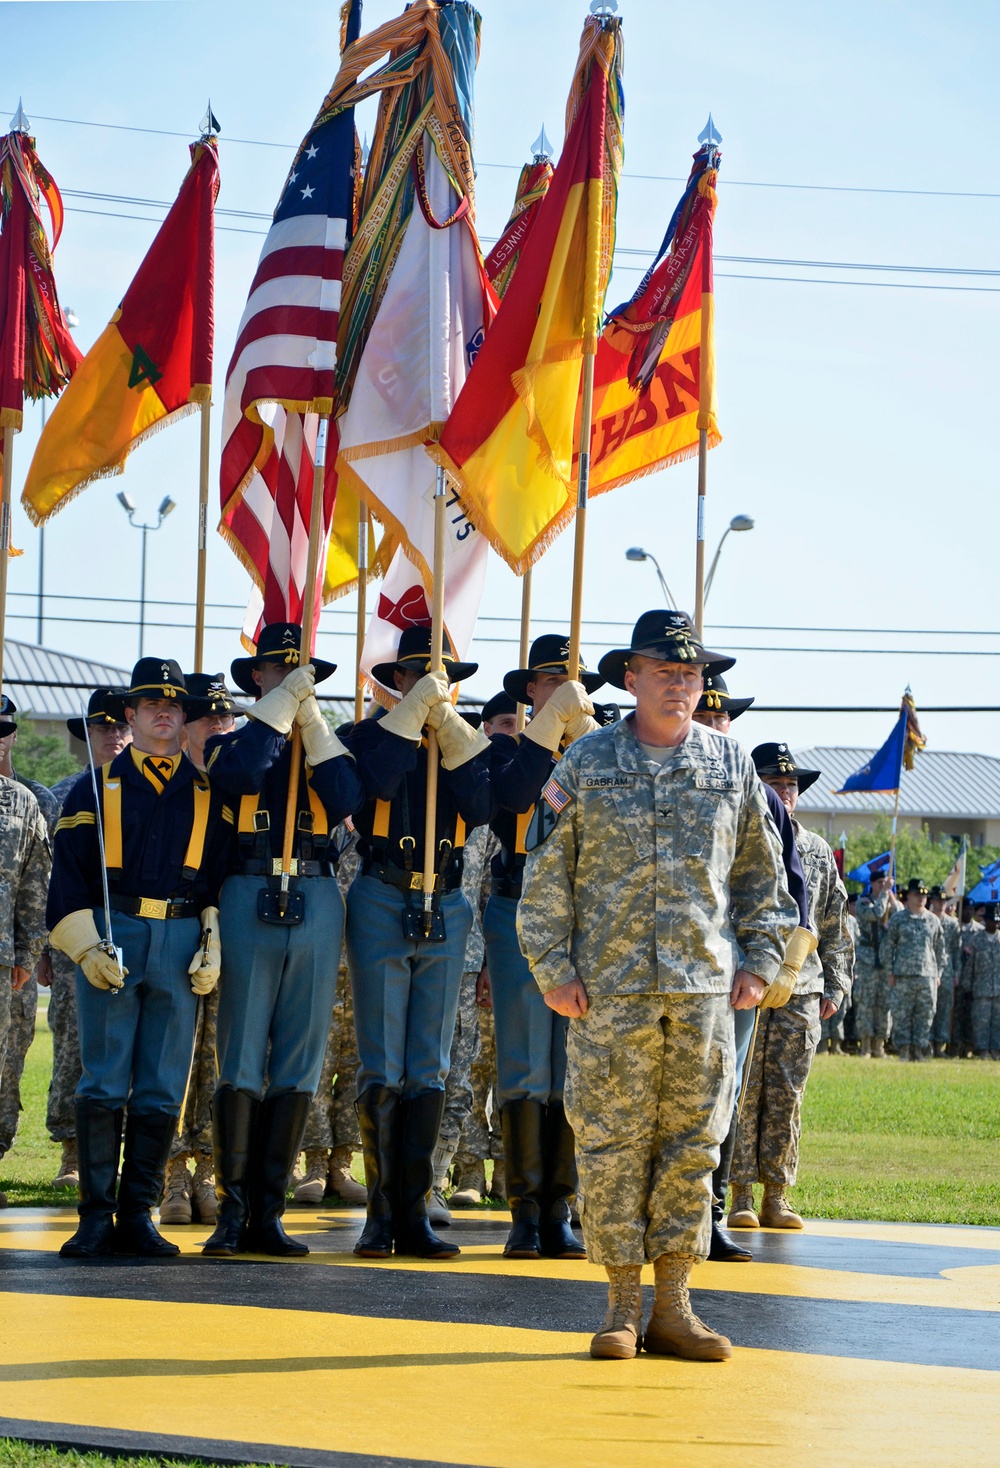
[952,902,981,1057]
[964,905,1000,1057]
[929,886,962,1057]
[731,746,852,1231]
[883,877,945,1060]
[853,871,895,1057]
[518,612,797,1362]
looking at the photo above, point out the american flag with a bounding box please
[219,1,361,648]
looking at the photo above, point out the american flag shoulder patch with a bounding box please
[541,778,571,814]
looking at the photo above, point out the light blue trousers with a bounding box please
[484,893,568,1106]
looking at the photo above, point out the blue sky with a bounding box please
[3,0,999,761]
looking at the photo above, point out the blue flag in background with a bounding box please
[847,850,892,888]
[836,711,907,795]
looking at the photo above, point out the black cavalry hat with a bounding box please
[0,693,16,739]
[503,634,604,706]
[231,623,336,696]
[66,687,130,743]
[183,673,240,722]
[598,609,735,692]
[751,742,821,794]
[904,876,928,897]
[696,671,754,720]
[481,691,518,724]
[592,701,622,728]
[371,625,477,691]
[123,658,190,703]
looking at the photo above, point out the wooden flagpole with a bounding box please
[354,499,368,724]
[888,781,901,894]
[193,399,211,672]
[693,426,708,639]
[0,424,14,692]
[278,413,330,908]
[420,465,448,933]
[567,351,596,682]
[515,566,532,733]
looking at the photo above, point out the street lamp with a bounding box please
[118,492,176,657]
[625,546,678,609]
[704,514,754,601]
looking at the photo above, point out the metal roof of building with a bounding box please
[793,746,1000,822]
[3,639,131,720]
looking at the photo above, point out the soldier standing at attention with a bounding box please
[517,611,797,1362]
[201,624,364,1258]
[47,659,231,1259]
[883,878,946,1061]
[966,904,1000,1058]
[853,870,896,1058]
[928,885,962,1058]
[346,626,492,1261]
[730,746,852,1233]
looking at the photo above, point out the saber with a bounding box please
[79,701,125,992]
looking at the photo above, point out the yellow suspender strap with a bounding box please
[514,808,533,857]
[454,816,466,851]
[238,793,260,833]
[181,777,211,879]
[373,798,391,840]
[101,763,123,873]
[305,767,329,838]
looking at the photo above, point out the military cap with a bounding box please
[503,634,604,705]
[696,671,754,720]
[598,609,735,691]
[903,876,928,897]
[123,657,190,703]
[66,687,130,742]
[481,691,518,723]
[0,693,16,739]
[927,885,945,901]
[183,673,241,722]
[751,742,821,794]
[371,624,477,691]
[231,623,336,695]
[985,903,997,922]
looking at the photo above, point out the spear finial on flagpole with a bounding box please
[589,0,619,13]
[199,100,221,138]
[10,99,30,133]
[698,113,722,148]
[531,125,553,163]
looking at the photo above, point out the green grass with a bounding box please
[0,1443,265,1468]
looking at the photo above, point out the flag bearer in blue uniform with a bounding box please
[47,658,232,1260]
[487,635,602,1260]
[201,622,364,1258]
[346,626,492,1261]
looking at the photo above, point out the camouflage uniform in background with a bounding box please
[0,777,50,1079]
[518,719,796,1265]
[455,993,502,1174]
[952,920,981,1054]
[44,772,85,1143]
[966,926,1000,1055]
[301,829,362,1154]
[170,988,219,1161]
[883,906,945,1052]
[820,908,858,1050]
[853,889,891,1042]
[438,824,493,1160]
[931,911,962,1049]
[734,821,853,1189]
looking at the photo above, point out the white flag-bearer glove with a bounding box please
[188,906,221,995]
[381,671,450,743]
[563,711,600,746]
[296,695,352,766]
[433,702,491,770]
[49,909,126,992]
[523,681,594,754]
[250,665,316,734]
[759,927,818,1010]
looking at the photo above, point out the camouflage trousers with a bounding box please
[302,966,362,1152]
[564,993,734,1266]
[952,988,974,1052]
[171,986,219,1160]
[0,978,38,1157]
[733,993,821,1188]
[0,969,11,1086]
[45,950,82,1142]
[852,960,892,1041]
[971,997,1000,1054]
[931,978,955,1046]
[456,1000,502,1167]
[438,970,481,1154]
[889,973,936,1050]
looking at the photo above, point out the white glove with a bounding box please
[49,909,126,992]
[250,665,316,734]
[563,712,600,746]
[380,671,450,743]
[188,906,221,995]
[524,681,594,754]
[759,926,818,1010]
[296,694,351,766]
[433,702,491,770]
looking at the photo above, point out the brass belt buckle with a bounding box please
[138,896,168,920]
[271,858,299,876]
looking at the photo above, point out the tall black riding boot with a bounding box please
[540,1101,586,1259]
[60,1102,122,1258]
[395,1090,460,1259]
[203,1087,259,1256]
[709,1107,752,1262]
[354,1085,401,1258]
[247,1091,312,1256]
[501,1099,545,1259]
[113,1111,180,1257]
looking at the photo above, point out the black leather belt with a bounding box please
[490,875,523,900]
[364,860,461,896]
[237,858,335,878]
[108,895,198,920]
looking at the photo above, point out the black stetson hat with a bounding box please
[0,693,16,739]
[183,673,240,722]
[230,623,336,696]
[904,876,928,897]
[123,658,190,704]
[371,625,477,692]
[598,609,735,692]
[503,634,604,705]
[751,742,821,794]
[481,691,518,724]
[696,671,754,720]
[66,688,130,743]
